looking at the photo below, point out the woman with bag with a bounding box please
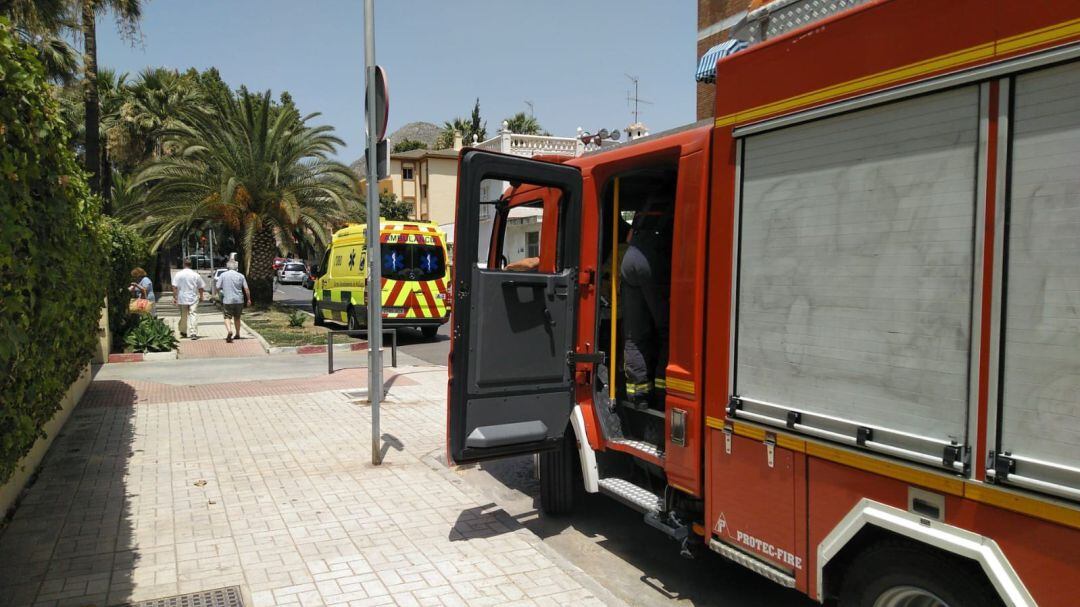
[129,267,156,316]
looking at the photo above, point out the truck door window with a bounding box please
[488,189,563,273]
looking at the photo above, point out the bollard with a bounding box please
[326,328,398,375]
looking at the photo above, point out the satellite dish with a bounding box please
[610,129,621,141]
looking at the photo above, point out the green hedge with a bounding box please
[100,217,149,347]
[0,19,105,485]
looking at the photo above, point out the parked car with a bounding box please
[273,257,288,271]
[210,268,227,294]
[278,262,307,284]
[301,270,316,290]
[188,254,211,269]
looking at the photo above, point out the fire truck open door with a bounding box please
[448,150,582,464]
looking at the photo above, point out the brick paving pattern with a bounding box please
[0,365,612,607]
[178,338,266,360]
[79,370,417,408]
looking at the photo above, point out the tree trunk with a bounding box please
[248,224,277,305]
[82,0,101,200]
[154,249,171,293]
[100,153,112,208]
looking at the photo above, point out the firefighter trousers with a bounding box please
[621,249,669,408]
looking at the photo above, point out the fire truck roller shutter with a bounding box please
[998,60,1080,499]
[734,86,979,464]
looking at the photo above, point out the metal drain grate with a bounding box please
[124,586,244,607]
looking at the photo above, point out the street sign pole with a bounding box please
[363,0,383,465]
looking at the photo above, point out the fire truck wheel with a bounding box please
[420,326,439,340]
[838,540,1002,607]
[538,430,577,516]
[312,300,325,326]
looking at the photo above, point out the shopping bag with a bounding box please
[129,298,152,315]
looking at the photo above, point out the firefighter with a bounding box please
[621,187,674,409]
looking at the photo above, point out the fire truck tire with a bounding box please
[312,300,325,326]
[838,539,1002,607]
[420,326,439,340]
[538,431,577,516]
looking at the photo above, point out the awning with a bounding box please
[695,38,747,83]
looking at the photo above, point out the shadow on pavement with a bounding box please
[0,382,140,605]
[448,503,516,543]
[468,455,815,607]
[379,433,404,460]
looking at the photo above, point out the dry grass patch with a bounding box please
[243,304,361,347]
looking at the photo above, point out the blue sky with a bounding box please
[98,1,697,163]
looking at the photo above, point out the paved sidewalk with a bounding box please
[0,360,618,607]
[156,293,265,359]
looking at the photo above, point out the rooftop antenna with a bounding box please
[524,100,534,117]
[625,74,652,123]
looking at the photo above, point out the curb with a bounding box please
[267,340,368,356]
[240,318,273,353]
[106,350,177,363]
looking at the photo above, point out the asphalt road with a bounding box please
[273,282,451,366]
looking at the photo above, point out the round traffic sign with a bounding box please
[366,65,389,142]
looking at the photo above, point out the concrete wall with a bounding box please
[94,299,110,364]
[0,364,93,518]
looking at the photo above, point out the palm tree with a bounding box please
[3,0,79,83]
[504,111,543,135]
[128,87,359,304]
[105,67,204,169]
[437,117,470,149]
[437,98,487,148]
[80,0,142,198]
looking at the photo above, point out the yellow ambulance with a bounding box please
[312,221,451,339]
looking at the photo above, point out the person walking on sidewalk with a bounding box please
[172,259,206,339]
[216,261,252,343]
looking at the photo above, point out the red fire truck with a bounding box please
[446,1,1080,604]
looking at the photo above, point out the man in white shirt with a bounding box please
[172,259,206,339]
[215,261,252,343]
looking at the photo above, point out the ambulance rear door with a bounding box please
[448,150,582,464]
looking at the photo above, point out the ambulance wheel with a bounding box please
[838,540,1002,607]
[347,307,365,333]
[312,300,325,326]
[420,326,439,340]
[538,429,577,516]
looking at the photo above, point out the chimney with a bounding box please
[452,130,463,151]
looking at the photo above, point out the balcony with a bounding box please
[473,121,586,158]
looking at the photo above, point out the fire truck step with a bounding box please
[623,405,665,420]
[597,477,663,514]
[610,438,665,461]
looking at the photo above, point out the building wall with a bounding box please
[426,157,460,227]
[503,214,543,266]
[399,159,418,203]
[372,155,447,221]
[697,0,753,120]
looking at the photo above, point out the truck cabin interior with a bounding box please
[483,180,563,273]
[595,166,678,458]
